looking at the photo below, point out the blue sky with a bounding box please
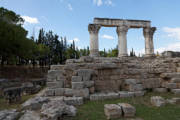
[1,0,180,55]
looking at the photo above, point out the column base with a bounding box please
[90,49,99,57]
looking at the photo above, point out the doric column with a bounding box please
[88,24,101,57]
[116,25,129,57]
[143,27,156,57]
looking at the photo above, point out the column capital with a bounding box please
[116,25,129,35]
[88,24,101,34]
[143,27,156,37]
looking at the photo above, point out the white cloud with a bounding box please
[101,34,114,40]
[68,3,73,11]
[68,38,80,43]
[163,27,180,40]
[93,0,113,6]
[93,0,103,6]
[105,0,113,6]
[155,42,180,53]
[22,16,39,24]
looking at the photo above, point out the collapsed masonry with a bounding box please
[44,56,180,100]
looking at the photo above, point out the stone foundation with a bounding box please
[45,56,180,99]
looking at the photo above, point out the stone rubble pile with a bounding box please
[0,109,19,120]
[104,103,136,120]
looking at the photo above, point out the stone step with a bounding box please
[160,73,180,78]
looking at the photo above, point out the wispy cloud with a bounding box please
[68,3,73,11]
[101,34,114,40]
[93,0,113,6]
[163,27,180,40]
[68,38,80,43]
[22,16,39,24]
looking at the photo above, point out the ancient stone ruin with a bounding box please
[44,18,180,101]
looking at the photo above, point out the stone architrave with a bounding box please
[116,25,129,57]
[88,24,101,57]
[143,27,156,57]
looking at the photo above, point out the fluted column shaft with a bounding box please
[116,25,129,57]
[143,27,156,57]
[88,24,101,57]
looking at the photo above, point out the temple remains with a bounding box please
[88,18,156,57]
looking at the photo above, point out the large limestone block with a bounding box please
[166,98,180,104]
[160,73,180,78]
[72,82,84,89]
[165,83,177,89]
[76,69,95,81]
[64,88,74,97]
[104,104,122,120]
[150,96,166,107]
[19,110,40,120]
[90,93,119,101]
[54,88,65,96]
[84,81,95,88]
[41,101,77,119]
[50,65,65,70]
[133,91,146,97]
[153,88,167,93]
[71,76,83,82]
[119,91,134,98]
[128,84,143,92]
[73,88,90,99]
[141,78,161,89]
[64,97,83,105]
[125,79,138,85]
[47,81,64,88]
[171,89,180,94]
[47,70,64,81]
[22,97,49,110]
[177,67,180,72]
[171,78,180,83]
[45,88,55,96]
[118,103,136,117]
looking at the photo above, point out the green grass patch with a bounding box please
[0,95,34,110]
[65,92,180,120]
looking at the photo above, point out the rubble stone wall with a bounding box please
[48,57,180,93]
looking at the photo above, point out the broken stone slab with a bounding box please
[119,91,134,98]
[171,89,180,94]
[104,104,122,120]
[0,109,19,120]
[153,88,167,93]
[22,96,49,110]
[90,92,119,101]
[118,103,136,117]
[19,110,41,120]
[150,96,166,107]
[72,82,84,89]
[71,76,83,82]
[41,101,76,120]
[63,97,84,105]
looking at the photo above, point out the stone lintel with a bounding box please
[94,18,151,28]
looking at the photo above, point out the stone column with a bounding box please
[116,25,129,57]
[143,27,156,57]
[88,24,101,57]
